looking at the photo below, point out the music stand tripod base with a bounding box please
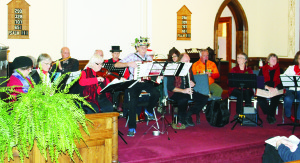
[230,114,262,130]
[144,109,176,140]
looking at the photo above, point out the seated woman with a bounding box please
[263,136,300,163]
[79,53,113,114]
[283,51,300,123]
[257,53,283,124]
[168,47,180,62]
[7,56,34,99]
[31,53,52,85]
[228,53,254,115]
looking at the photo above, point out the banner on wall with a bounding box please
[7,0,30,39]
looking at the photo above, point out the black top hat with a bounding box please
[110,46,122,52]
[12,56,33,69]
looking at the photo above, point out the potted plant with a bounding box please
[0,72,92,163]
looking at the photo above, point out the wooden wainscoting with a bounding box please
[4,112,119,163]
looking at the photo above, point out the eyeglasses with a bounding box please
[172,56,178,58]
[95,62,103,66]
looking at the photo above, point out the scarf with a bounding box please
[12,70,31,93]
[262,63,280,88]
[82,67,101,112]
[294,65,300,75]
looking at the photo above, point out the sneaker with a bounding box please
[127,128,136,137]
[145,109,155,120]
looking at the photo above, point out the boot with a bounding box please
[178,115,187,126]
[185,116,195,127]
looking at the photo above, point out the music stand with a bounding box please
[278,75,300,134]
[228,73,262,130]
[101,79,137,144]
[144,62,192,140]
[103,63,126,77]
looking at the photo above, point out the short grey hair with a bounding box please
[86,53,104,68]
[37,53,52,65]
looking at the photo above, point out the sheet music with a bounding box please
[163,62,192,76]
[163,63,180,76]
[256,88,284,98]
[134,62,153,80]
[179,63,192,76]
[66,70,81,84]
[280,74,300,87]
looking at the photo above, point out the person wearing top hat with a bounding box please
[7,56,34,100]
[105,46,130,79]
[115,37,160,137]
[104,46,130,112]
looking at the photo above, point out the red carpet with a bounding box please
[118,103,300,163]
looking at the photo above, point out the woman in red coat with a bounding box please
[79,53,113,114]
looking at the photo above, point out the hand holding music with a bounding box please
[265,86,278,94]
[276,139,295,151]
[97,76,105,82]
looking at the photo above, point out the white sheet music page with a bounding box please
[163,63,180,76]
[178,63,192,76]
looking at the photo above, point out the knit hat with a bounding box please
[12,56,33,69]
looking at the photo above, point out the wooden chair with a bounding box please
[185,48,203,63]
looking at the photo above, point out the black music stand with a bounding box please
[103,63,126,77]
[101,80,137,144]
[144,62,192,140]
[278,75,300,134]
[228,73,262,130]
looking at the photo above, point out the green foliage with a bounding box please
[0,72,92,163]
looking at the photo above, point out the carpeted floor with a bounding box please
[117,102,300,163]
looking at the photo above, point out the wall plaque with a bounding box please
[7,0,30,39]
[177,5,191,40]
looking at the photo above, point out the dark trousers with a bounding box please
[257,95,282,117]
[126,82,160,129]
[83,94,113,114]
[230,89,254,114]
[262,143,283,163]
[170,92,208,118]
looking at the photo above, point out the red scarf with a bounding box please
[82,67,101,112]
[294,65,300,75]
[262,63,280,88]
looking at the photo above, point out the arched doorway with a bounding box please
[214,0,248,70]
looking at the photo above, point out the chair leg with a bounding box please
[196,114,200,124]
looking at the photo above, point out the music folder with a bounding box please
[100,79,137,93]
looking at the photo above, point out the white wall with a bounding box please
[66,0,151,60]
[0,0,297,62]
[0,0,65,62]
[240,0,289,58]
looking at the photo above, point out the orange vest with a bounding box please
[192,60,219,85]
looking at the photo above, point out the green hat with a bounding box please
[132,36,150,47]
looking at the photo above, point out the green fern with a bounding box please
[0,72,93,163]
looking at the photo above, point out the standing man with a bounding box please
[192,49,223,98]
[115,37,160,137]
[51,47,79,73]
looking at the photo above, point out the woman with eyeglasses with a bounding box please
[168,47,180,62]
[31,53,53,85]
[7,56,34,100]
[79,53,113,114]
[228,53,254,116]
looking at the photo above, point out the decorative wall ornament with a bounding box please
[177,5,191,40]
[287,0,295,57]
[7,0,30,39]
